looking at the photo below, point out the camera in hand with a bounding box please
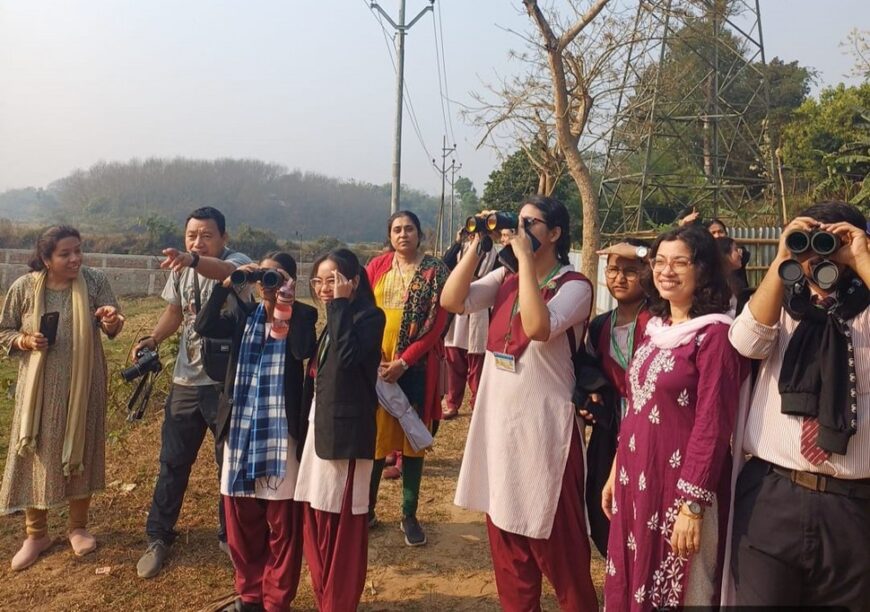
[780,229,842,290]
[121,348,162,382]
[230,268,282,289]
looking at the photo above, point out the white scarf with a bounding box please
[644,313,735,349]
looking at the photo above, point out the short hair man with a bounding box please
[134,206,252,579]
[727,201,870,608]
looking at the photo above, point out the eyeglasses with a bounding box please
[650,257,694,273]
[310,278,336,289]
[605,266,640,281]
[521,217,546,228]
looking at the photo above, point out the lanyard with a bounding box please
[503,263,563,350]
[609,304,642,370]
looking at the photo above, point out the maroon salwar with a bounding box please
[302,460,368,612]
[444,346,484,411]
[223,496,303,612]
[486,425,598,612]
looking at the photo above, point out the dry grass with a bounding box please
[0,296,604,610]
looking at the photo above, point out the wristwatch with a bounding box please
[188,251,200,269]
[635,246,650,259]
[683,500,704,517]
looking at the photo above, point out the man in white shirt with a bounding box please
[728,201,870,608]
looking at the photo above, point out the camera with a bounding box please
[230,268,282,289]
[780,229,842,290]
[120,348,162,382]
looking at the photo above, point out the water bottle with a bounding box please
[270,278,295,340]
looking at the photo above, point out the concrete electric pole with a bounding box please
[432,136,456,255]
[370,0,435,214]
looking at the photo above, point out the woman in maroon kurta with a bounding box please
[603,226,749,610]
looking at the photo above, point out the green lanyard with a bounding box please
[504,263,563,349]
[609,304,642,370]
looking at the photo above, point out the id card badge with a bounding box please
[493,351,517,373]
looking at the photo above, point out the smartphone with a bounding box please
[39,311,60,346]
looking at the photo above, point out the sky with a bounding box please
[0,0,866,197]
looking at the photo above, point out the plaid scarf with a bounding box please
[226,303,288,495]
[396,254,448,356]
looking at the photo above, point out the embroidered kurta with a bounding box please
[604,321,746,610]
[453,265,592,539]
[0,267,118,511]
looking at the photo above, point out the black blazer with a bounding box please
[301,297,386,461]
[194,284,318,446]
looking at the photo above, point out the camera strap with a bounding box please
[126,372,155,422]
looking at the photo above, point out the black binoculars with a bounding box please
[784,230,841,256]
[230,268,282,289]
[464,212,521,234]
[778,229,841,290]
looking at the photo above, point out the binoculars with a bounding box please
[464,212,521,234]
[230,268,282,289]
[778,229,841,290]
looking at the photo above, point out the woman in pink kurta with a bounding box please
[603,225,749,610]
[442,196,598,612]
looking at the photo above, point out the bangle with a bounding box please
[14,334,29,351]
[188,251,200,269]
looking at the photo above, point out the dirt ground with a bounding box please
[0,297,604,611]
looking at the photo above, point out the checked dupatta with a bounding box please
[226,303,288,495]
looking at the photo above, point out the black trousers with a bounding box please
[731,457,870,611]
[145,383,226,545]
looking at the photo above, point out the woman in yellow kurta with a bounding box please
[365,210,448,547]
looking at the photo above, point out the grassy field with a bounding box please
[0,296,604,611]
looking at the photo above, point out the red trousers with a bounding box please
[302,460,369,612]
[223,495,303,612]
[444,346,484,411]
[486,425,598,612]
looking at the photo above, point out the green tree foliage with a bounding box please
[780,82,870,202]
[230,224,282,260]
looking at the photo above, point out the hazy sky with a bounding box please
[0,1,865,196]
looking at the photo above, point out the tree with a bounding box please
[454,176,480,220]
[781,82,870,192]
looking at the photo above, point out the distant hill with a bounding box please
[0,158,441,243]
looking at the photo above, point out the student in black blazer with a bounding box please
[195,251,317,612]
[294,248,385,612]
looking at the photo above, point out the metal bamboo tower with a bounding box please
[598,0,776,234]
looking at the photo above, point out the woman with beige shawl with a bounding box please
[0,226,123,570]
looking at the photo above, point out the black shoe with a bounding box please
[400,515,427,547]
[221,599,265,612]
[368,509,378,529]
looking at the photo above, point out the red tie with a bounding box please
[800,417,831,465]
[800,294,836,465]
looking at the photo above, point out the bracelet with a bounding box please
[14,334,29,351]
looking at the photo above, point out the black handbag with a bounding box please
[192,258,234,386]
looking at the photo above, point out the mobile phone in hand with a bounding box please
[39,311,60,346]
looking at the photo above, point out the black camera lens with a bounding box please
[121,348,162,382]
[812,260,839,289]
[230,269,249,287]
[778,259,804,284]
[810,231,841,256]
[785,230,811,255]
[260,269,282,289]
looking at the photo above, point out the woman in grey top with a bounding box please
[0,225,123,570]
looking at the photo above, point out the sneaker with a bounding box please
[137,539,169,579]
[221,599,265,612]
[400,515,427,547]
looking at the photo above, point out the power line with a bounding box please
[434,1,456,145]
[431,11,450,143]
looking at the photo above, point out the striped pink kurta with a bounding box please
[453,266,592,539]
